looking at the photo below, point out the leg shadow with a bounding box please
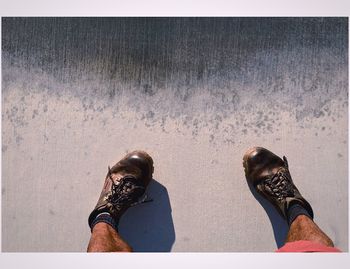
[246,181,289,249]
[118,179,175,252]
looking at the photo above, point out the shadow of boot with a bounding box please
[246,180,289,249]
[118,179,175,252]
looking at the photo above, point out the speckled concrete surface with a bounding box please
[1,18,348,252]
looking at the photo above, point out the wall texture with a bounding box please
[1,17,348,252]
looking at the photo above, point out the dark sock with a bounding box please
[89,212,119,232]
[287,203,313,226]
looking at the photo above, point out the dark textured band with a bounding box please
[287,203,313,226]
[89,212,119,232]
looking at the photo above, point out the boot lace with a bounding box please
[263,157,295,201]
[106,166,152,211]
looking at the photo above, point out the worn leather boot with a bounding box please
[88,150,154,229]
[243,147,313,220]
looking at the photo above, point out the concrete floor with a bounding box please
[1,18,348,252]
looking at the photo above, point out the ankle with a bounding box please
[88,222,133,252]
[92,222,116,233]
[287,203,313,226]
[290,214,312,226]
[90,212,119,232]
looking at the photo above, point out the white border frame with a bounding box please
[0,1,349,268]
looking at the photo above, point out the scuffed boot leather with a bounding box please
[88,150,154,228]
[243,147,313,220]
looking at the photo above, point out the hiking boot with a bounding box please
[243,147,313,220]
[88,150,154,228]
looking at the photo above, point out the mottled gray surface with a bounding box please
[1,17,348,252]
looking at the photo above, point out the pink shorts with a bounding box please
[276,240,341,252]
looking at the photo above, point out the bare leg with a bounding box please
[87,223,132,252]
[286,215,334,247]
